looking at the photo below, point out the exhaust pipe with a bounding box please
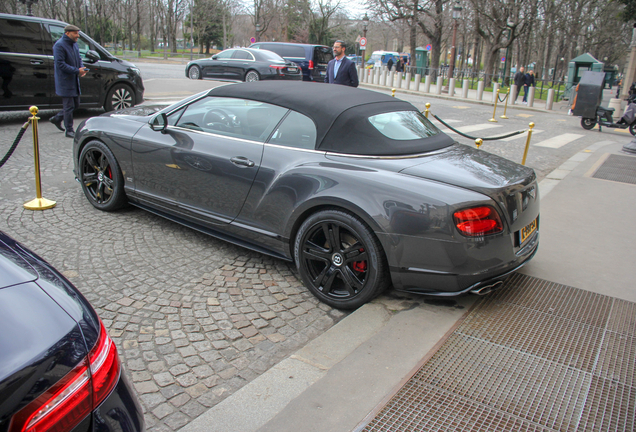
[470,281,504,296]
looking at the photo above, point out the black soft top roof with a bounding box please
[208,82,453,156]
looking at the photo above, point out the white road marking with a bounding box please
[533,133,584,148]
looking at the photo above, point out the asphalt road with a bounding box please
[0,70,631,432]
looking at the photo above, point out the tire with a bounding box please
[581,117,597,130]
[188,65,201,80]
[78,140,127,211]
[630,122,636,136]
[104,83,134,112]
[294,210,390,309]
[245,70,260,82]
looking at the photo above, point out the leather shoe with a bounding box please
[65,131,75,139]
[49,116,64,132]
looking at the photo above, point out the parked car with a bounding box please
[71,81,540,309]
[0,230,145,432]
[185,48,302,82]
[0,13,144,112]
[248,42,333,82]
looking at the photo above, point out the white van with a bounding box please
[367,50,399,68]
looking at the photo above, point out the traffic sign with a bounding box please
[250,37,256,43]
[360,37,367,47]
[425,44,432,51]
[501,56,506,62]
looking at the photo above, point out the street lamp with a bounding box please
[255,22,262,43]
[446,1,462,85]
[361,13,369,66]
[502,20,513,86]
[19,0,38,16]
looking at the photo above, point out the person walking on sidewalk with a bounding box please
[523,70,535,104]
[514,66,525,102]
[49,24,88,139]
[324,40,358,87]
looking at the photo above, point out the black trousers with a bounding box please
[52,96,80,132]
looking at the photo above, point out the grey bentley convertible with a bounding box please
[73,81,539,309]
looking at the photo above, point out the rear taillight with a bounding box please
[308,60,314,70]
[9,320,121,432]
[454,206,503,237]
[269,65,285,75]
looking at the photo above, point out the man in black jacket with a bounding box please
[513,66,525,103]
[325,40,359,87]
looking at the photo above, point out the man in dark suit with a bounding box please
[324,40,359,87]
[49,24,88,138]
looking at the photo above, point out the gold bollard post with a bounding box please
[391,88,396,97]
[424,102,431,118]
[489,89,499,122]
[24,106,56,211]
[521,122,535,166]
[475,138,483,149]
[500,88,510,119]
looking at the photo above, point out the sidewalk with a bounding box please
[179,139,636,431]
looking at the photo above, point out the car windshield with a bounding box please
[368,111,441,140]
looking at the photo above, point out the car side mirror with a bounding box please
[85,50,100,63]
[150,113,168,133]
[211,55,218,60]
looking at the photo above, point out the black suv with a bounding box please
[249,42,332,82]
[0,13,144,112]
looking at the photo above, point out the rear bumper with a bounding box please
[93,368,145,431]
[379,227,539,297]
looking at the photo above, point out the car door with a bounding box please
[0,17,50,109]
[131,96,288,224]
[202,49,234,79]
[228,49,254,80]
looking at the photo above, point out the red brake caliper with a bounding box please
[352,248,367,273]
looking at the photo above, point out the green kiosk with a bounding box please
[566,53,605,89]
[414,47,429,76]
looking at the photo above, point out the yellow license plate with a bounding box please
[520,218,537,244]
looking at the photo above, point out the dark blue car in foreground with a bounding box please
[0,231,145,432]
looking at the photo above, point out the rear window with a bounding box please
[256,44,283,56]
[258,50,285,62]
[313,46,333,64]
[369,111,440,140]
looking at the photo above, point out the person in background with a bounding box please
[49,24,88,138]
[324,40,359,87]
[523,70,535,104]
[386,56,394,72]
[513,66,525,103]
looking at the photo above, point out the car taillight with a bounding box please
[9,320,121,432]
[269,65,285,75]
[308,60,314,69]
[454,206,503,236]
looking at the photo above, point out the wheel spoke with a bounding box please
[340,266,363,294]
[98,154,109,171]
[86,151,98,169]
[82,172,97,187]
[302,240,331,262]
[325,223,340,253]
[315,266,338,293]
[344,250,367,264]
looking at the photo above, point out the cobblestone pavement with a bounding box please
[0,116,347,432]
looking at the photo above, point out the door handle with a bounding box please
[30,59,44,65]
[230,157,255,167]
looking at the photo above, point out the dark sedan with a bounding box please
[185,48,302,82]
[0,231,145,432]
[72,82,539,309]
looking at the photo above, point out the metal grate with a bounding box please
[358,274,636,432]
[592,154,636,184]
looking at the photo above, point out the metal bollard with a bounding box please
[477,81,484,100]
[546,89,555,110]
[500,88,510,119]
[528,86,535,107]
[424,75,432,93]
[23,106,56,211]
[424,102,431,118]
[521,122,535,165]
[449,78,456,96]
[392,88,396,97]
[475,138,483,149]
[436,76,443,95]
[462,79,469,98]
[414,74,421,92]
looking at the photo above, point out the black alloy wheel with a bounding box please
[294,210,389,309]
[79,141,127,211]
[105,83,134,111]
[581,117,597,130]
